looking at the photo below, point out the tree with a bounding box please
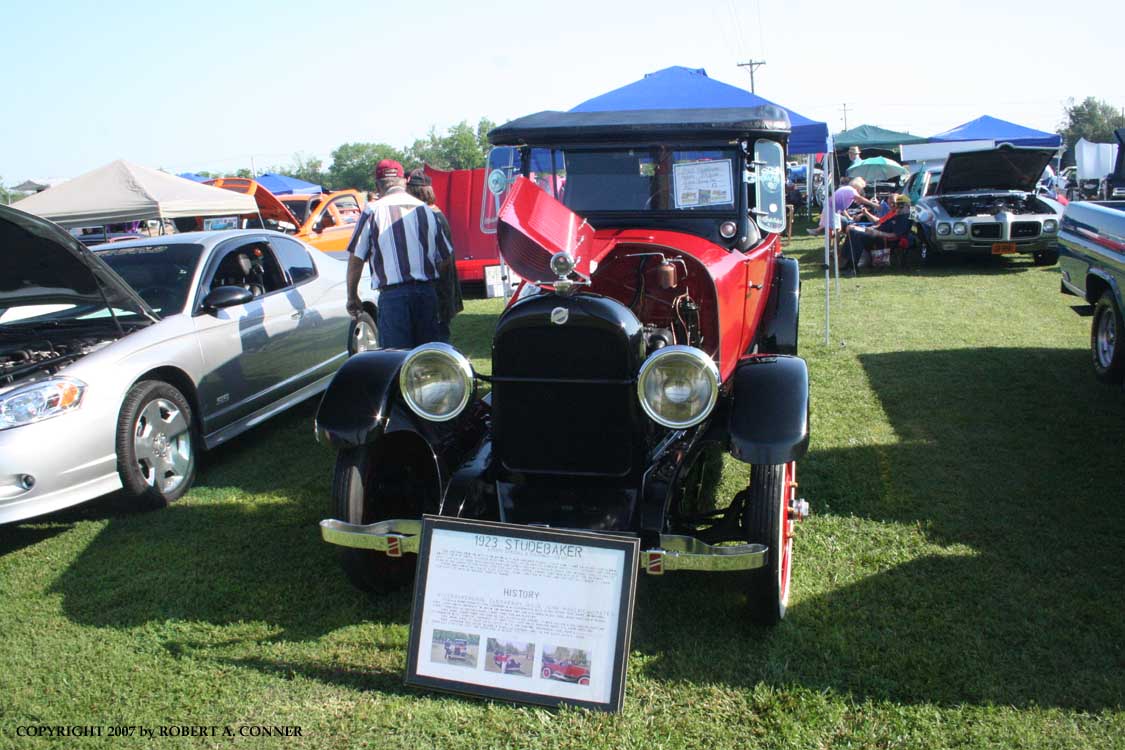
[0,176,28,205]
[1058,97,1125,146]
[279,152,328,188]
[404,118,498,171]
[328,142,406,191]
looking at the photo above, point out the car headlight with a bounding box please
[0,377,86,430]
[398,343,473,422]
[953,223,967,236]
[936,223,951,236]
[1043,219,1058,233]
[637,346,719,429]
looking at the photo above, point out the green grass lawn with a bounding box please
[2,225,1123,748]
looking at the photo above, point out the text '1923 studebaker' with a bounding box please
[315,105,811,625]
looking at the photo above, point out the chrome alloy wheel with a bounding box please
[352,317,378,353]
[1096,306,1117,369]
[133,398,193,493]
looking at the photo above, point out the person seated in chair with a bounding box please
[843,194,914,269]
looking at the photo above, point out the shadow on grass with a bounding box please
[787,242,1048,281]
[634,346,1125,710]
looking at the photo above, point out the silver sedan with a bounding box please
[0,205,377,523]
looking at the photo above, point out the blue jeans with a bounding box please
[376,282,440,349]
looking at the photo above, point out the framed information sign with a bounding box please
[404,516,639,712]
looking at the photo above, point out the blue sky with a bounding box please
[3,0,1121,181]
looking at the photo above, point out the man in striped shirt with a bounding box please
[345,159,453,348]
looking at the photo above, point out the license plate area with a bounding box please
[991,242,1017,255]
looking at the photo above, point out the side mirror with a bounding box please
[202,285,253,312]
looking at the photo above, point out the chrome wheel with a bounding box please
[133,397,193,494]
[1096,307,1117,369]
[349,311,378,354]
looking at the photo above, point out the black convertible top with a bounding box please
[488,107,791,146]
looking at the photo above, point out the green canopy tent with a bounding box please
[833,124,928,149]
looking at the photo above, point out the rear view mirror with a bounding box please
[202,285,252,312]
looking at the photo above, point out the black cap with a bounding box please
[407,168,431,187]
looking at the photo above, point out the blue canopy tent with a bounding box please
[255,173,323,195]
[929,115,1062,148]
[177,172,210,182]
[569,66,829,155]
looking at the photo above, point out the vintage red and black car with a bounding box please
[315,105,810,624]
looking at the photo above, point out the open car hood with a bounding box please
[496,177,610,283]
[937,146,1055,194]
[206,178,302,228]
[0,205,157,322]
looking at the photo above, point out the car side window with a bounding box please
[269,236,318,285]
[333,196,361,225]
[208,241,288,298]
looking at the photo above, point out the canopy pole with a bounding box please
[823,135,836,346]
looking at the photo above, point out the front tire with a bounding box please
[331,445,417,593]
[1092,291,1125,384]
[115,380,196,509]
[1032,249,1059,266]
[744,462,795,625]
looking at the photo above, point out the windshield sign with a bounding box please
[753,139,786,234]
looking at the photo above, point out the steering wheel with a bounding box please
[644,189,671,210]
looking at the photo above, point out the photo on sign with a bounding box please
[484,638,534,678]
[540,645,592,686]
[430,630,479,668]
[203,216,239,231]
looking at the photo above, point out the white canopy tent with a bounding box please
[12,159,257,228]
[1075,137,1119,181]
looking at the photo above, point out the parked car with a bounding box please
[1058,200,1125,382]
[206,178,365,254]
[316,105,811,625]
[912,145,1063,265]
[0,206,378,524]
[446,639,470,661]
[541,658,590,685]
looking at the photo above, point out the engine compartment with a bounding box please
[588,245,716,358]
[0,330,119,385]
[939,193,1052,218]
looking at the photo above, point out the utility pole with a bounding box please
[838,103,850,131]
[737,60,766,95]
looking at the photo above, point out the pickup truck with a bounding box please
[1058,200,1125,382]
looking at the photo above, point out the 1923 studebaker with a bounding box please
[315,105,811,625]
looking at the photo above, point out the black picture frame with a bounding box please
[404,515,639,713]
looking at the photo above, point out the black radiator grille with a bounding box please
[971,224,1002,239]
[493,319,638,477]
[1012,221,1040,239]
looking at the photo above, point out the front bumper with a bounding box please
[319,519,768,574]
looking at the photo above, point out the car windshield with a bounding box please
[280,198,310,223]
[532,146,739,214]
[95,243,205,315]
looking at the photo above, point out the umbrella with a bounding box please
[846,156,909,182]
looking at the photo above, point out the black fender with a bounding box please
[727,354,810,465]
[756,256,800,355]
[315,350,410,449]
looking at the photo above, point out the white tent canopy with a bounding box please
[12,159,257,228]
[1075,137,1119,181]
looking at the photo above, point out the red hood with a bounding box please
[205,178,301,228]
[497,177,611,282]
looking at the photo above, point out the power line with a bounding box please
[737,60,766,95]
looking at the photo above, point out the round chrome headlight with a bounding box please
[1043,219,1058,233]
[398,344,474,422]
[936,223,951,236]
[953,222,968,236]
[637,346,719,429]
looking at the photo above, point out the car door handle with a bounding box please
[291,310,304,320]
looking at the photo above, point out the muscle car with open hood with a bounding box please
[913,144,1063,265]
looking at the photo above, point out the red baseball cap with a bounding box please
[376,159,404,179]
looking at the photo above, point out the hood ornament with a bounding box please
[548,251,589,296]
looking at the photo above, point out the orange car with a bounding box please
[206,178,364,253]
